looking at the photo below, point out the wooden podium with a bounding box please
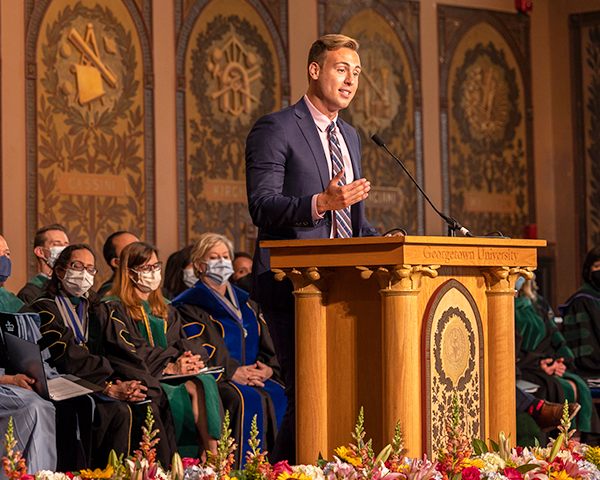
[264,236,546,464]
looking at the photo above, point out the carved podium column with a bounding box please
[482,266,533,440]
[273,266,330,463]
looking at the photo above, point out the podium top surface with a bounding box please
[263,235,547,269]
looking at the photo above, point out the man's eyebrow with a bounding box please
[335,62,361,70]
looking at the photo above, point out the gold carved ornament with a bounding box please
[481,266,534,292]
[356,264,440,291]
[272,267,331,297]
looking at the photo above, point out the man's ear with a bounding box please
[34,246,46,259]
[110,258,119,269]
[308,62,320,80]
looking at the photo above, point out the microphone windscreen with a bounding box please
[371,134,385,147]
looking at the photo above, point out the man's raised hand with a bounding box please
[316,168,370,214]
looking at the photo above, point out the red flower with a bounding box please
[182,458,200,469]
[503,467,524,480]
[21,475,35,480]
[272,461,293,476]
[65,473,74,479]
[461,466,481,480]
[515,447,524,456]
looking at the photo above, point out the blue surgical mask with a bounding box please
[515,276,526,292]
[0,255,11,283]
[204,258,234,286]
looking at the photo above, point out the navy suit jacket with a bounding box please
[245,98,378,307]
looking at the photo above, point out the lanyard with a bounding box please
[207,284,243,326]
[57,294,87,345]
[140,304,167,347]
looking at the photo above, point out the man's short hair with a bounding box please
[307,34,359,68]
[234,251,253,261]
[103,231,129,268]
[33,224,67,249]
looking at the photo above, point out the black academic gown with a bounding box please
[30,291,177,466]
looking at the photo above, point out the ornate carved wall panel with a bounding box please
[424,279,485,459]
[439,6,534,239]
[175,0,288,250]
[319,0,423,235]
[571,11,600,265]
[26,0,154,280]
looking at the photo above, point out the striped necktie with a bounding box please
[327,121,352,238]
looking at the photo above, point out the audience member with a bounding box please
[29,245,177,466]
[515,275,600,443]
[17,224,69,305]
[162,245,195,300]
[173,233,285,468]
[98,231,139,298]
[0,235,25,313]
[94,242,220,459]
[231,251,252,293]
[561,245,600,377]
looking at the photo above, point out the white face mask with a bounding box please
[204,258,234,286]
[132,269,162,294]
[46,246,67,268]
[183,267,198,288]
[61,269,94,297]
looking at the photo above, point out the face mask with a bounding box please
[183,267,198,288]
[591,271,600,290]
[234,273,252,293]
[61,269,94,297]
[46,246,67,268]
[204,258,234,286]
[132,270,162,294]
[514,276,526,292]
[0,255,11,283]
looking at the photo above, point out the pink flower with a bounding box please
[461,467,481,480]
[21,475,35,480]
[273,461,293,476]
[182,458,201,469]
[503,467,523,480]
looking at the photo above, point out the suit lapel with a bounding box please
[294,99,330,190]
[338,119,361,179]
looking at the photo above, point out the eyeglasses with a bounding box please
[132,261,162,274]
[68,261,97,275]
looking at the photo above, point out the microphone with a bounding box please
[371,134,473,237]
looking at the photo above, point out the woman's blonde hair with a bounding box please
[108,241,168,322]
[190,233,234,277]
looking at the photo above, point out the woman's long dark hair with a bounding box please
[44,244,95,297]
[582,245,600,285]
[162,245,193,299]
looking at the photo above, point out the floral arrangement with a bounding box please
[5,400,600,480]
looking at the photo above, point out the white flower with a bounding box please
[35,471,71,480]
[293,465,326,480]
[480,452,507,472]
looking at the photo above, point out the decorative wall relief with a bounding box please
[175,0,288,251]
[319,0,423,235]
[424,279,485,459]
[439,6,534,239]
[571,11,600,264]
[26,0,154,280]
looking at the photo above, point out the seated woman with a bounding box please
[30,244,177,466]
[94,241,220,459]
[515,274,600,443]
[172,232,285,467]
[561,245,600,377]
[162,245,195,300]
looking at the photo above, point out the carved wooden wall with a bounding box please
[438,6,534,240]
[175,0,289,251]
[25,0,154,280]
[319,0,423,235]
[571,11,600,265]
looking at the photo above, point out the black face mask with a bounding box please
[234,273,252,293]
[591,270,600,289]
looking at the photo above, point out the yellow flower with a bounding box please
[334,446,362,467]
[277,473,312,480]
[462,459,486,469]
[79,466,114,479]
[550,470,574,480]
[586,446,600,467]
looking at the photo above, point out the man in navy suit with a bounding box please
[245,34,379,462]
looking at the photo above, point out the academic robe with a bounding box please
[173,281,285,467]
[30,291,177,466]
[560,282,600,378]
[515,295,600,433]
[16,274,48,306]
[93,299,221,457]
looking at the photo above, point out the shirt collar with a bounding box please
[304,95,338,133]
